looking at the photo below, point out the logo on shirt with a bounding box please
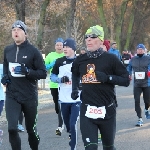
[22,56,27,58]
[63,61,66,64]
[82,64,100,83]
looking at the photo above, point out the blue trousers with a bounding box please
[60,102,81,150]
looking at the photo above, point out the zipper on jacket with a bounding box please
[15,46,19,62]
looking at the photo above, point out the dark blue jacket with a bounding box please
[127,55,150,87]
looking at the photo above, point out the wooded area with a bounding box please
[0,0,150,62]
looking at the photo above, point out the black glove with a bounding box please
[61,76,69,83]
[95,71,108,83]
[71,90,79,100]
[14,64,29,75]
[1,74,11,85]
[21,63,29,75]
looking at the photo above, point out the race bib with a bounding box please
[135,72,145,79]
[85,105,106,119]
[9,62,25,77]
[124,60,130,64]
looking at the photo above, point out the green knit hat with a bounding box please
[85,25,104,41]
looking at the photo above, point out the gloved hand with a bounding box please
[21,63,29,75]
[71,90,79,100]
[95,71,108,83]
[14,64,29,75]
[60,76,69,83]
[1,74,11,85]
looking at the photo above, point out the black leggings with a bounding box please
[134,87,150,118]
[5,95,40,150]
[50,88,63,127]
[80,105,116,150]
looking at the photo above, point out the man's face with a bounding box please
[12,27,26,45]
[85,34,103,52]
[55,42,63,54]
[112,43,117,49]
[63,46,75,57]
[137,48,145,54]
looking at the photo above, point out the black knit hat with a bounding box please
[12,20,27,34]
[63,38,76,51]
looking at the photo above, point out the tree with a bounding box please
[66,0,77,38]
[15,0,25,22]
[36,0,50,51]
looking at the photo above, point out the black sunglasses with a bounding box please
[85,34,99,39]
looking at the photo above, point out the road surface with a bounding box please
[0,81,150,150]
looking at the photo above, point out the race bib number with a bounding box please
[124,60,130,64]
[85,105,106,119]
[135,72,145,79]
[9,62,25,77]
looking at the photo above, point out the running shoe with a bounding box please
[56,127,63,136]
[145,109,150,119]
[18,124,25,132]
[69,134,71,139]
[135,118,143,127]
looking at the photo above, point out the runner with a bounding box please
[127,44,150,126]
[1,20,47,150]
[51,38,81,150]
[71,25,130,150]
[44,38,64,136]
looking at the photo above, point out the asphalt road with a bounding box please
[0,81,150,150]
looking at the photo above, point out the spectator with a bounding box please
[108,42,122,61]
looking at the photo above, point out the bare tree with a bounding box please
[36,0,50,51]
[15,0,25,22]
[66,0,76,38]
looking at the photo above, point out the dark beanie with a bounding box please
[12,20,27,34]
[136,44,145,50]
[63,38,76,51]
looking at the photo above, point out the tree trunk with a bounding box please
[15,0,25,22]
[66,0,76,38]
[124,0,136,50]
[97,0,109,39]
[114,0,128,50]
[36,0,50,51]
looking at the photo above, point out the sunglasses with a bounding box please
[85,34,100,39]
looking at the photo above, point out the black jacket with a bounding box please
[3,40,47,101]
[71,51,130,119]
